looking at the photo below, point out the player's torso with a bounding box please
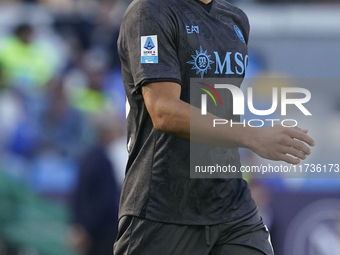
[118,0,256,224]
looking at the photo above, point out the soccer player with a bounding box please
[114,0,315,254]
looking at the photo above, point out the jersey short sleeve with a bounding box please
[118,0,181,90]
[234,7,250,45]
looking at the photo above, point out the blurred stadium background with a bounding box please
[0,0,339,255]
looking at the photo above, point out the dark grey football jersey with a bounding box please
[118,0,257,225]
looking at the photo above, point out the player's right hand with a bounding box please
[250,125,315,165]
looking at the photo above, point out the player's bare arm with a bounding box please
[142,81,315,165]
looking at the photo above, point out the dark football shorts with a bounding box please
[114,210,274,255]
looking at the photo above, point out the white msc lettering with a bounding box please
[213,52,248,75]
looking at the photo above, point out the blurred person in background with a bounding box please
[68,112,123,255]
[38,77,85,158]
[91,0,123,70]
[0,23,59,91]
[68,48,113,115]
[0,21,66,167]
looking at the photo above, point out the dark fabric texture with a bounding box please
[194,0,213,12]
[114,210,275,255]
[118,0,256,225]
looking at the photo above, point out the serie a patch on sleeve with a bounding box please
[141,35,158,63]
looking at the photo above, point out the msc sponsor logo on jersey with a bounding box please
[234,25,245,43]
[186,25,199,34]
[187,46,248,78]
[187,46,214,79]
[141,35,158,63]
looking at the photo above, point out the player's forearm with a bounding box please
[190,104,257,149]
[144,82,314,164]
[152,98,256,149]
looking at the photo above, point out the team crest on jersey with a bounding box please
[141,35,158,63]
[187,46,214,79]
[234,25,245,43]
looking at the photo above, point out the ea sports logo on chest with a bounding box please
[199,83,312,128]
